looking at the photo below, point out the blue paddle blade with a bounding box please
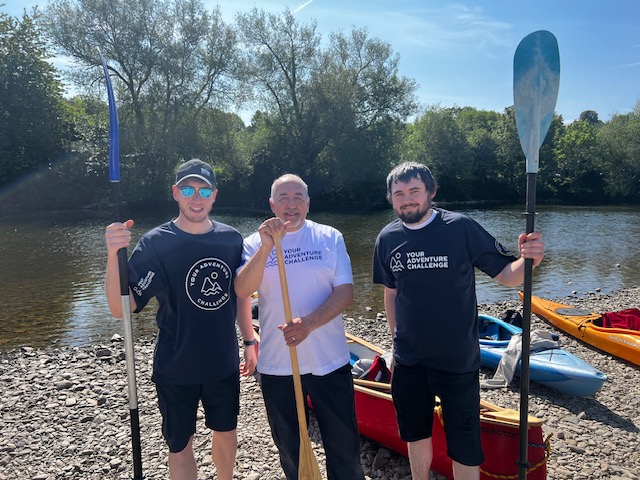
[97,48,120,183]
[513,30,560,174]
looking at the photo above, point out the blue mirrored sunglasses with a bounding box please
[178,186,214,199]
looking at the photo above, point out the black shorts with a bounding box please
[156,371,240,453]
[391,363,484,466]
[260,364,364,480]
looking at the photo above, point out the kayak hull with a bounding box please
[479,314,607,396]
[521,292,640,366]
[347,333,548,480]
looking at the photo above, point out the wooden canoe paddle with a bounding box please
[273,234,323,480]
[513,30,560,480]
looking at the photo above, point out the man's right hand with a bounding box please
[105,219,134,256]
[257,217,288,251]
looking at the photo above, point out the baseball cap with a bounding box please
[175,159,216,187]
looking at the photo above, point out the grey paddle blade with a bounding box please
[513,30,560,174]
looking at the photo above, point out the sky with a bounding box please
[5,0,640,123]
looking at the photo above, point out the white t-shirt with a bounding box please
[242,220,353,375]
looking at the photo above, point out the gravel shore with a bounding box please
[1,287,639,479]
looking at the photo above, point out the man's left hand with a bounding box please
[279,317,312,346]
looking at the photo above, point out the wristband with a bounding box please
[243,339,257,346]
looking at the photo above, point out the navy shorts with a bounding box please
[156,370,240,453]
[391,363,485,466]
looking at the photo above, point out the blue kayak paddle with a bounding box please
[513,30,560,480]
[98,48,143,480]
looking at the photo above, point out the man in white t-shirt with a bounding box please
[235,174,364,480]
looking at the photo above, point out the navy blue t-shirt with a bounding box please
[128,220,243,384]
[372,209,516,373]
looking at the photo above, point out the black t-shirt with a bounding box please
[372,209,516,373]
[128,220,243,384]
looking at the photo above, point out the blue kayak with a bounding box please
[479,314,607,396]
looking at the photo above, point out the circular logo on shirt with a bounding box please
[185,258,232,310]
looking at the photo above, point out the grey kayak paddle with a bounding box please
[513,30,560,480]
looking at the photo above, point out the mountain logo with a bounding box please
[265,250,278,268]
[390,252,404,273]
[185,257,232,311]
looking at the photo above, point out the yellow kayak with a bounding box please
[520,292,640,366]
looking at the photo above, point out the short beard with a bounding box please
[395,203,431,225]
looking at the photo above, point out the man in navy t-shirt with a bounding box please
[373,162,545,480]
[105,159,257,480]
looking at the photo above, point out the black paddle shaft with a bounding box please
[517,172,536,478]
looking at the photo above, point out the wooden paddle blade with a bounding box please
[298,434,323,480]
[513,30,560,174]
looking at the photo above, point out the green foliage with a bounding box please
[405,106,474,201]
[43,0,240,207]
[0,11,70,186]
[2,4,639,211]
[552,118,604,201]
[598,102,640,201]
[235,9,418,207]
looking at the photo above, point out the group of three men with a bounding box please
[105,158,544,480]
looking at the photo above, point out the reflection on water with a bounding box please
[0,205,638,350]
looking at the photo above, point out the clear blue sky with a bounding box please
[6,1,640,123]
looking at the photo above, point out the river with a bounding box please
[0,204,638,350]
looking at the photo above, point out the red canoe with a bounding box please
[347,332,549,480]
[249,305,549,479]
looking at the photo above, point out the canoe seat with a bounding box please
[352,355,391,383]
[602,309,640,330]
[479,320,501,340]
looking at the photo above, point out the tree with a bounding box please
[311,28,418,205]
[579,110,603,126]
[236,10,418,205]
[552,118,604,201]
[405,106,473,201]
[195,108,252,205]
[452,108,501,200]
[235,7,321,175]
[43,0,240,205]
[492,107,525,200]
[598,102,640,201]
[0,11,69,186]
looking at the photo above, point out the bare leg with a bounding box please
[168,436,197,480]
[211,429,237,480]
[452,461,480,480]
[407,437,433,480]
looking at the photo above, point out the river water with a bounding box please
[1,204,638,350]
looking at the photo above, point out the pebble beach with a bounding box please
[1,287,639,480]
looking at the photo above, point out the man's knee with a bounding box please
[212,429,237,446]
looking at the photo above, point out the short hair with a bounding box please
[270,174,309,200]
[386,162,438,200]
